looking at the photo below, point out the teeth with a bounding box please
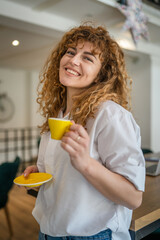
[66,68,79,76]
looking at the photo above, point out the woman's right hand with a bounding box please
[23,165,39,177]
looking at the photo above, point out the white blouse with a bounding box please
[32,100,145,240]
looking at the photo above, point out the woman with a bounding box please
[24,23,145,240]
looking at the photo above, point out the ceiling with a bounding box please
[0,0,160,71]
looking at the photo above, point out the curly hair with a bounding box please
[37,23,132,133]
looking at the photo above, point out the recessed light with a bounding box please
[12,40,20,46]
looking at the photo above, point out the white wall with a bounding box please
[125,53,151,150]
[150,56,160,152]
[0,68,40,128]
[0,67,41,129]
[30,71,43,127]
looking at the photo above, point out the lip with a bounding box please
[65,67,81,76]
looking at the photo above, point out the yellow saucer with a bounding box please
[14,173,53,187]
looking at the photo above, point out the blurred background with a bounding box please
[0,0,160,239]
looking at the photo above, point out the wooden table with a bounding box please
[129,175,160,240]
[28,175,160,240]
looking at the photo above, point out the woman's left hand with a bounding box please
[61,122,91,173]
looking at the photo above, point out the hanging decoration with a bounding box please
[116,0,150,45]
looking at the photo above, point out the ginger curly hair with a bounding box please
[37,23,132,133]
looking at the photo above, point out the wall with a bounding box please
[150,56,160,152]
[125,52,151,150]
[30,71,43,127]
[0,67,41,129]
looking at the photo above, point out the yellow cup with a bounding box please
[48,118,72,140]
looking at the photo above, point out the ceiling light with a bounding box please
[12,40,20,46]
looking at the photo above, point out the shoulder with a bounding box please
[98,100,131,119]
[94,100,133,125]
[39,131,50,149]
[94,100,140,135]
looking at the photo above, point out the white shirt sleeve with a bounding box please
[96,102,145,191]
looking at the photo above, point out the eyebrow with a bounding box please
[69,47,97,59]
[84,52,97,59]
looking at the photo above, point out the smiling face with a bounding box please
[59,41,102,96]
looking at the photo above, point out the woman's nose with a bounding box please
[70,55,81,66]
